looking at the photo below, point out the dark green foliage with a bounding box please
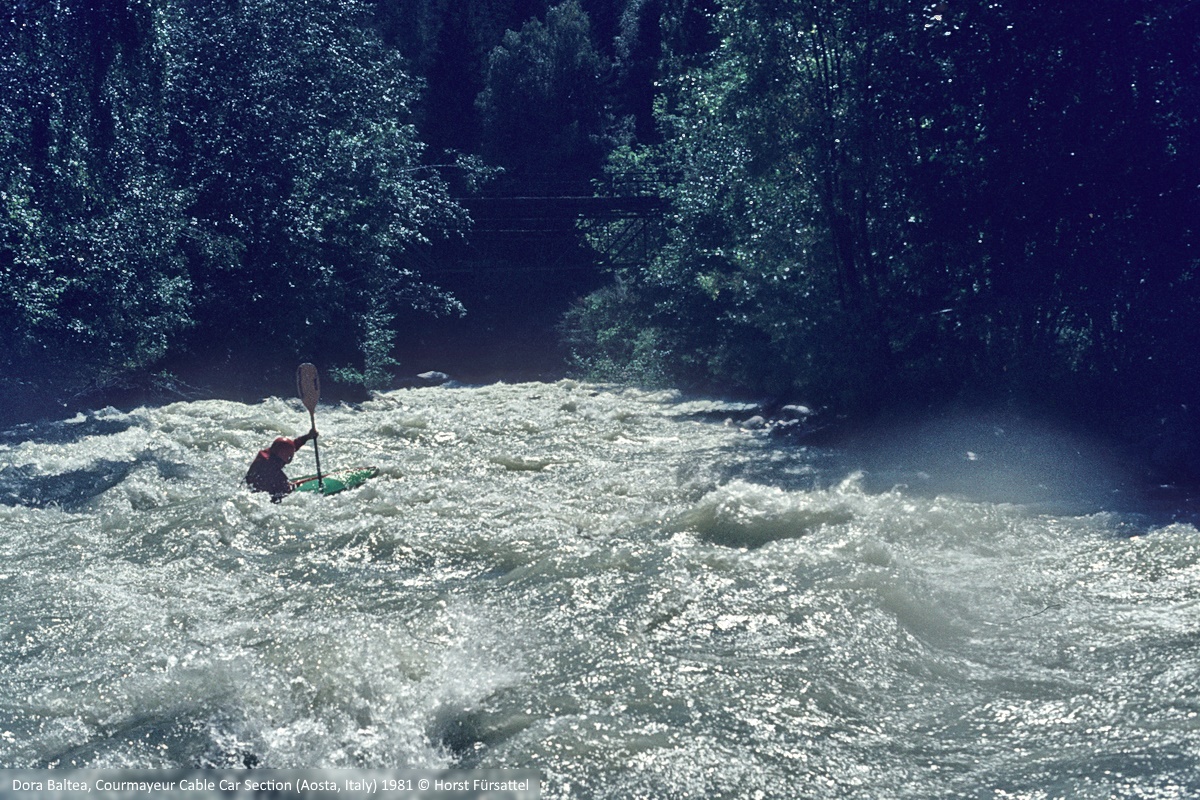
[158,0,466,365]
[477,0,612,177]
[565,0,1200,417]
[559,283,674,386]
[1,0,193,401]
[328,300,403,391]
[1,0,468,413]
[4,0,1197,426]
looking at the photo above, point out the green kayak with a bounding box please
[292,466,379,496]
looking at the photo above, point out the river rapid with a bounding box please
[1,380,1198,798]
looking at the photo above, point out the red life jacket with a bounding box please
[245,446,294,502]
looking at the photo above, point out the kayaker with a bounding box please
[245,428,318,502]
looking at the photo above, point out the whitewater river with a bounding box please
[1,380,1198,798]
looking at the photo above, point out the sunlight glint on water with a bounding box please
[1,381,1198,798]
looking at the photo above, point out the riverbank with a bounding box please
[4,348,1198,517]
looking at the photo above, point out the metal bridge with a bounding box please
[418,172,671,275]
[393,172,672,380]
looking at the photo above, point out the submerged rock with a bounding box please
[396,370,451,389]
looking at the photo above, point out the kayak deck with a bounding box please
[292,466,379,495]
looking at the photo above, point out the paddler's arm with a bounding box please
[294,427,319,450]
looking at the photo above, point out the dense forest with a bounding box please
[3,0,1199,449]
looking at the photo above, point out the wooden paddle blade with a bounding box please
[297,363,321,412]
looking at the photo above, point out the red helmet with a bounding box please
[268,437,296,462]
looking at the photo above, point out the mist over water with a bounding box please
[2,381,1198,798]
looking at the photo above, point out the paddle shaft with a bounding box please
[308,408,323,489]
[297,363,324,489]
